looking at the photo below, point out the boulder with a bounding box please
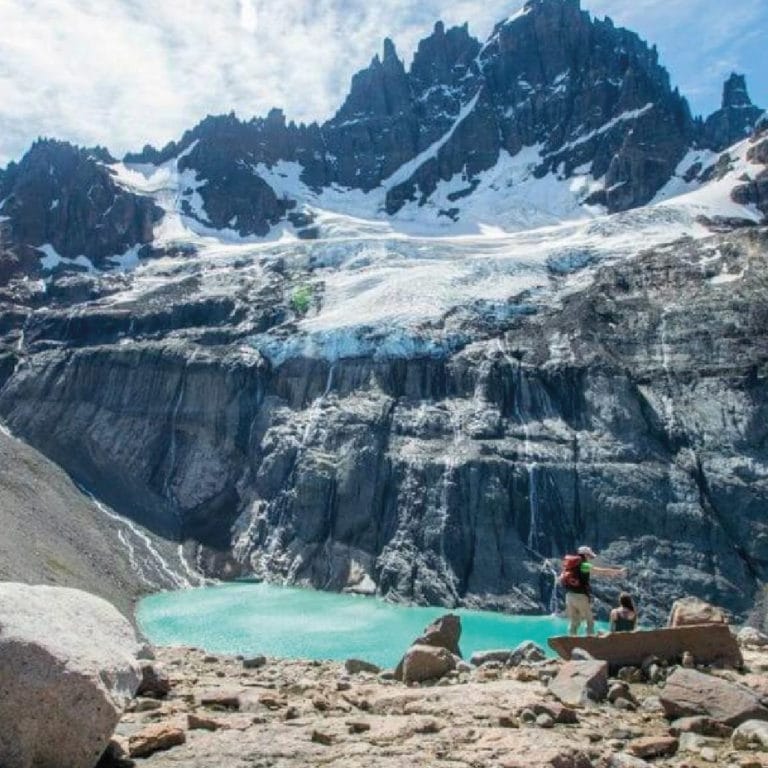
[394,613,462,680]
[732,720,768,750]
[510,640,547,665]
[136,661,171,698]
[0,582,141,768]
[737,627,768,648]
[548,659,608,706]
[401,644,457,684]
[668,597,729,627]
[660,668,768,726]
[411,614,462,656]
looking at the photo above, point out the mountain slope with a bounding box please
[0,0,767,624]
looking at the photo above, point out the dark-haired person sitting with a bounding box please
[609,593,637,632]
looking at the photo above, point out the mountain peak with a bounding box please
[722,72,753,109]
[382,37,399,64]
[703,73,763,150]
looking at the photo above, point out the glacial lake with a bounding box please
[137,582,587,667]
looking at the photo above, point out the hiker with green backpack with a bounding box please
[559,546,626,636]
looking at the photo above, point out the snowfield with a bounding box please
[98,133,765,362]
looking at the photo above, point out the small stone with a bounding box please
[285,706,300,720]
[499,715,519,728]
[134,697,163,712]
[347,720,371,734]
[199,689,242,710]
[136,662,171,698]
[128,723,186,758]
[536,713,555,728]
[243,655,266,669]
[607,682,631,703]
[311,729,334,746]
[682,651,695,668]
[700,746,718,762]
[344,658,380,675]
[312,696,329,712]
[519,708,537,723]
[203,655,218,663]
[613,697,637,711]
[337,679,352,691]
[413,718,442,734]
[187,712,222,731]
[627,735,679,759]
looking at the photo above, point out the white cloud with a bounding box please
[0,0,765,166]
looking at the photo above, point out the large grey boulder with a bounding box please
[0,583,141,768]
[660,668,768,727]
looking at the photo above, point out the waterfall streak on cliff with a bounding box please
[301,364,335,448]
[117,529,154,587]
[527,462,539,550]
[177,543,207,586]
[85,490,191,589]
[659,310,677,429]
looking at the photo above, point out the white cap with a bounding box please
[577,545,597,558]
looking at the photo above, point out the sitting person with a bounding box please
[610,592,637,632]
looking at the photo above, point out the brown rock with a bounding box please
[344,658,381,675]
[198,688,242,710]
[670,715,733,737]
[548,660,608,706]
[187,712,222,731]
[533,702,579,724]
[401,644,457,684]
[311,729,334,746]
[668,597,728,627]
[660,668,768,726]
[136,661,171,698]
[412,614,462,656]
[627,735,679,758]
[499,715,520,728]
[346,720,371,734]
[128,723,186,758]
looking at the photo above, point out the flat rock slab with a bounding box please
[548,623,743,670]
[660,668,768,726]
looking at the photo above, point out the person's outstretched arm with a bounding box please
[591,565,626,577]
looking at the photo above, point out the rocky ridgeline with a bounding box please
[0,0,765,265]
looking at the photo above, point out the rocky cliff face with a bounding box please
[1,218,767,624]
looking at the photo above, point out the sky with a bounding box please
[0,0,765,166]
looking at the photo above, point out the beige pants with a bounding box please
[566,592,594,636]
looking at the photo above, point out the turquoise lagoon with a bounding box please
[137,582,596,667]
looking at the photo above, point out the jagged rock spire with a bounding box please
[704,73,763,151]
